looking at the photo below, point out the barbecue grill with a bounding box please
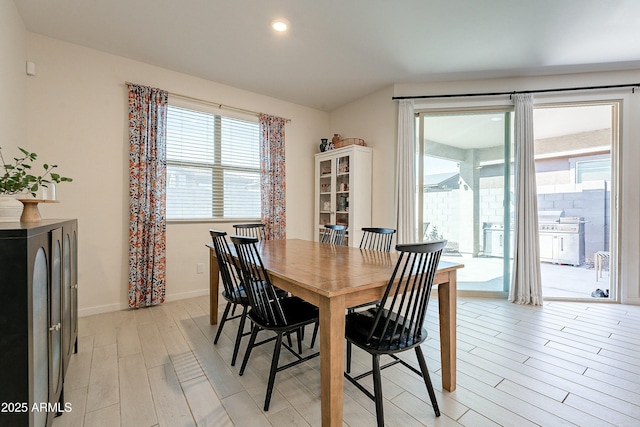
[482,222,514,258]
[538,210,585,266]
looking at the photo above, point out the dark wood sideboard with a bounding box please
[0,219,78,427]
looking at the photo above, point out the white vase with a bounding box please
[0,194,23,222]
[38,183,56,200]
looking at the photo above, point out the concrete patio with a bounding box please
[442,254,612,300]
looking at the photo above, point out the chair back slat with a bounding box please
[366,240,446,349]
[359,227,396,252]
[231,235,287,327]
[320,224,347,245]
[233,223,267,241]
[209,230,244,301]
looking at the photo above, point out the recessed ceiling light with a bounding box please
[271,18,289,32]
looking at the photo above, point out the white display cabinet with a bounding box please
[314,145,372,246]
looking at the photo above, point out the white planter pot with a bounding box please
[0,194,23,222]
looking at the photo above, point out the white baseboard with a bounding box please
[165,288,210,302]
[78,288,211,317]
[79,302,124,317]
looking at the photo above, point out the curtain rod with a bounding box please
[125,82,291,122]
[392,83,640,100]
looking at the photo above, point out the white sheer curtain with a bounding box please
[510,94,543,305]
[395,99,417,244]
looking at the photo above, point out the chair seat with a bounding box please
[248,296,319,331]
[224,284,287,305]
[346,308,427,353]
[349,300,380,311]
[221,287,249,305]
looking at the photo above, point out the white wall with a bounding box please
[333,72,640,305]
[0,0,26,149]
[24,34,328,315]
[329,86,397,229]
[6,7,639,308]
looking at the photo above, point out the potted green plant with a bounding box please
[1,146,73,196]
[0,146,72,221]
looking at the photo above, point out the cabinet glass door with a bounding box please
[335,155,350,238]
[33,248,49,427]
[50,229,63,399]
[319,159,333,229]
[71,230,78,340]
[63,233,71,364]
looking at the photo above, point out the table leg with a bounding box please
[209,247,219,325]
[437,272,457,391]
[319,294,345,427]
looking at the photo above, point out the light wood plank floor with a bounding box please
[53,295,640,426]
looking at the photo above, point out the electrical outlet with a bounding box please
[196,263,204,274]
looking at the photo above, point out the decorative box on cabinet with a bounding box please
[314,145,372,246]
[0,219,78,427]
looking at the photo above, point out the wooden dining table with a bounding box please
[207,239,463,427]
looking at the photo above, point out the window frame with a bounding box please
[572,156,611,184]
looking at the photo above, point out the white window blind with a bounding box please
[166,105,261,219]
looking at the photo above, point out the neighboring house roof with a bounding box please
[535,129,610,157]
[424,172,459,190]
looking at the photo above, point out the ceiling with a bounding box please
[14,0,640,111]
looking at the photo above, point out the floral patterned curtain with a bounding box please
[127,83,168,308]
[259,114,286,240]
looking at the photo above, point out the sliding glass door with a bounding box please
[533,103,618,299]
[417,101,619,300]
[417,110,514,293]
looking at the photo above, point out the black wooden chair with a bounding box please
[232,235,320,411]
[343,227,397,370]
[209,230,251,366]
[233,223,267,241]
[313,227,398,350]
[320,224,347,245]
[359,227,396,252]
[344,240,446,427]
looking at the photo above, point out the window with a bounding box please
[166,105,261,219]
[576,159,610,183]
